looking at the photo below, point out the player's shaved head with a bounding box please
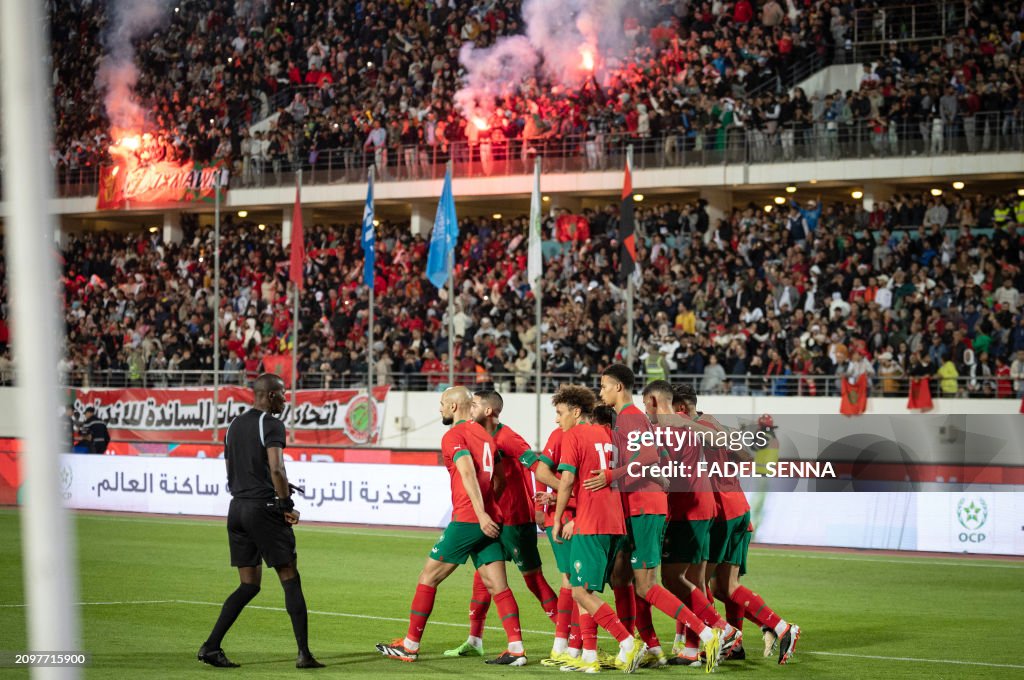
[442,385,473,407]
[254,373,285,394]
[474,390,503,415]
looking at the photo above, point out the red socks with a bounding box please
[579,609,598,652]
[645,584,705,636]
[724,598,745,632]
[554,587,574,640]
[687,586,726,629]
[523,570,559,623]
[613,585,636,635]
[493,588,523,644]
[635,590,661,648]
[730,585,782,630]
[569,604,581,650]
[469,571,492,638]
[593,602,632,644]
[407,584,436,643]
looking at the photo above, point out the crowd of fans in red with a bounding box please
[49,0,1024,185]
[37,187,1024,399]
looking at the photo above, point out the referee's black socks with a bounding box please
[282,574,311,656]
[205,582,261,649]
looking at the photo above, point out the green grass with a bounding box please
[0,508,1021,679]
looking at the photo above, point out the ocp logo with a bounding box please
[957,497,989,544]
[59,466,72,492]
[59,465,73,500]
[574,560,582,573]
[957,497,988,531]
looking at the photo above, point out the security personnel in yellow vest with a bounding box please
[644,349,668,382]
[993,198,1012,227]
[1015,196,1024,225]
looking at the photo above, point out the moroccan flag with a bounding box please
[262,353,294,388]
[289,185,305,291]
[618,160,636,284]
[840,374,868,416]
[907,377,934,412]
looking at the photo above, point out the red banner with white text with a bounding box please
[72,387,389,445]
[97,161,230,210]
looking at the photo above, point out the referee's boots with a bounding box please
[197,644,240,668]
[296,652,325,669]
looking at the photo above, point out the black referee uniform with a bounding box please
[225,408,296,567]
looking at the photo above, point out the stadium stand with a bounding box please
[48,0,1023,188]
[46,185,1024,399]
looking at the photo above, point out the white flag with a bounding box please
[528,158,542,292]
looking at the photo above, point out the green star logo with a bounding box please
[957,497,988,531]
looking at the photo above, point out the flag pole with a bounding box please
[626,145,635,371]
[447,160,455,388]
[290,169,301,444]
[212,174,221,444]
[366,166,375,403]
[533,157,543,449]
[3,0,81,671]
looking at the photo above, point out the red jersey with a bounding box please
[700,417,750,520]
[612,404,668,517]
[534,428,574,528]
[665,416,717,521]
[442,420,500,523]
[492,423,534,525]
[558,424,626,536]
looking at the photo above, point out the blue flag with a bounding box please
[361,169,375,289]
[426,166,458,289]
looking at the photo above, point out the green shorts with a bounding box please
[710,512,751,575]
[619,514,666,569]
[500,523,543,572]
[545,526,573,575]
[569,534,621,592]
[662,519,713,565]
[430,521,504,568]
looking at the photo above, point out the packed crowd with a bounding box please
[36,187,1024,399]
[50,0,1023,186]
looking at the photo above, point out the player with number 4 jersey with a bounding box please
[376,387,528,667]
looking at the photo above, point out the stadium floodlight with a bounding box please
[492,213,502,219]
[851,190,864,199]
[930,188,943,197]
[1017,188,1024,197]
[785,185,797,193]
[773,196,785,205]
[258,223,267,231]
[764,205,773,213]
[237,210,248,218]
[952,181,965,190]
[633,193,644,202]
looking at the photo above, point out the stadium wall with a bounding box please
[0,388,1018,452]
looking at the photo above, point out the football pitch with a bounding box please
[0,508,1020,679]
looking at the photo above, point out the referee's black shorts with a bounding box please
[227,498,297,568]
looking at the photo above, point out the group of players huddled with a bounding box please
[375,364,800,672]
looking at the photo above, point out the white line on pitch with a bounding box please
[0,599,176,608]
[807,651,1024,670]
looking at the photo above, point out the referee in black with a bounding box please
[198,373,324,669]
